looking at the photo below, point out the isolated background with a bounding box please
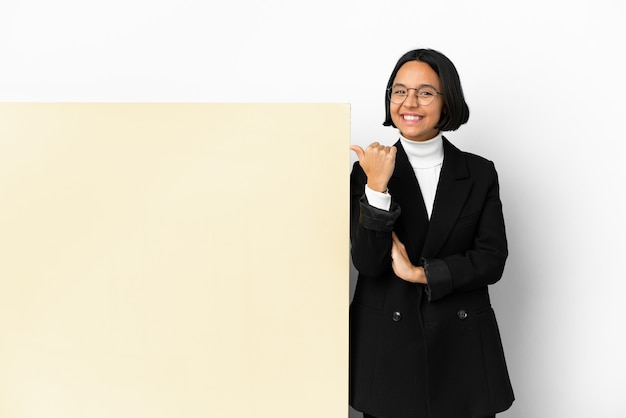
[2,0,625,416]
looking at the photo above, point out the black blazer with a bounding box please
[349,137,514,418]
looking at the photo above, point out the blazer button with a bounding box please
[457,309,468,320]
[392,311,402,322]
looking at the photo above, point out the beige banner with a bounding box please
[0,103,350,418]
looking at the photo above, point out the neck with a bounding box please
[399,133,444,169]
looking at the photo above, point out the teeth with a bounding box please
[404,115,422,121]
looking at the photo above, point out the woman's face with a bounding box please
[390,61,443,142]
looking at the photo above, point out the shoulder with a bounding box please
[351,160,365,177]
[443,136,498,177]
[350,161,367,191]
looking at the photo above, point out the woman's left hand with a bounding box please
[391,232,427,284]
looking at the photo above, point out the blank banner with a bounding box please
[0,103,350,418]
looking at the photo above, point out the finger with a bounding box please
[378,146,396,158]
[372,145,395,156]
[391,232,406,251]
[350,145,365,161]
[390,242,398,259]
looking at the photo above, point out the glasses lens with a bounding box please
[389,86,407,104]
[417,87,437,106]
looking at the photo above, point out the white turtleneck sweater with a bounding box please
[365,133,444,219]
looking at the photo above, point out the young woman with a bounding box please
[349,49,514,418]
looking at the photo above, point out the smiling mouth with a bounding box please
[403,115,423,121]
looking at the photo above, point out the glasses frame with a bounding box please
[387,84,443,106]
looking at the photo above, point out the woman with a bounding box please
[349,49,514,418]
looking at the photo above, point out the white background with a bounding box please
[2,0,625,416]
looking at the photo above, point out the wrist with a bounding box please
[414,266,426,284]
[366,183,388,193]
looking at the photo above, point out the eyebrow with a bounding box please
[392,83,438,89]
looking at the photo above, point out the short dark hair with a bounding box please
[383,49,470,131]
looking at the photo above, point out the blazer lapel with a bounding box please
[421,137,473,258]
[388,141,430,264]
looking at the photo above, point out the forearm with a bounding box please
[424,174,508,301]
[350,161,401,276]
[350,196,400,276]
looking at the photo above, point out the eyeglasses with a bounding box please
[387,84,442,106]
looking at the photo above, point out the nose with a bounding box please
[403,89,420,107]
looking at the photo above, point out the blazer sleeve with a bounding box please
[350,161,401,277]
[423,161,508,301]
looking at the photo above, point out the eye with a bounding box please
[393,88,407,95]
[418,88,436,97]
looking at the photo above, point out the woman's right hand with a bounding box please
[350,142,397,193]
